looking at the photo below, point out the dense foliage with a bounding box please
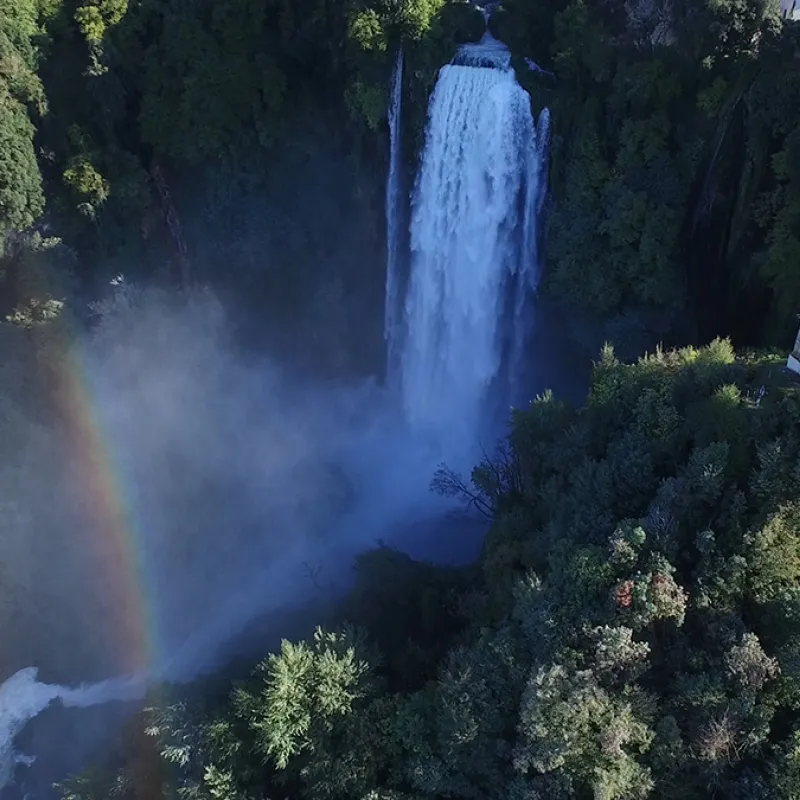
[59,341,800,799]
[497,0,800,354]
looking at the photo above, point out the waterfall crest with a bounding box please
[399,32,549,447]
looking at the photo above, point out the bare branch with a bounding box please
[430,462,493,519]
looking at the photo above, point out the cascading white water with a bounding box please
[0,667,147,789]
[385,48,404,383]
[400,31,548,447]
[509,106,550,399]
[536,108,551,217]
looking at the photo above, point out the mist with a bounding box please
[0,19,588,791]
[0,279,492,793]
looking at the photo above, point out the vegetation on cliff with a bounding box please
[499,0,800,354]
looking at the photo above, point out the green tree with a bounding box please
[0,0,45,236]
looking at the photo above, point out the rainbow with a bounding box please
[0,318,168,794]
[45,329,157,676]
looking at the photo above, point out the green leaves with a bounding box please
[514,665,655,798]
[345,80,387,129]
[0,0,46,236]
[74,0,128,43]
[63,153,109,213]
[238,626,375,771]
[348,8,388,52]
[0,96,44,233]
[499,0,800,347]
[747,504,800,603]
[136,2,287,163]
[246,640,316,769]
[397,0,446,41]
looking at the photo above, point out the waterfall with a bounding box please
[384,47,404,383]
[536,108,551,217]
[399,32,549,447]
[508,106,550,399]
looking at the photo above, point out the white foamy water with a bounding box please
[536,107,551,218]
[400,32,548,445]
[0,667,147,789]
[0,669,61,789]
